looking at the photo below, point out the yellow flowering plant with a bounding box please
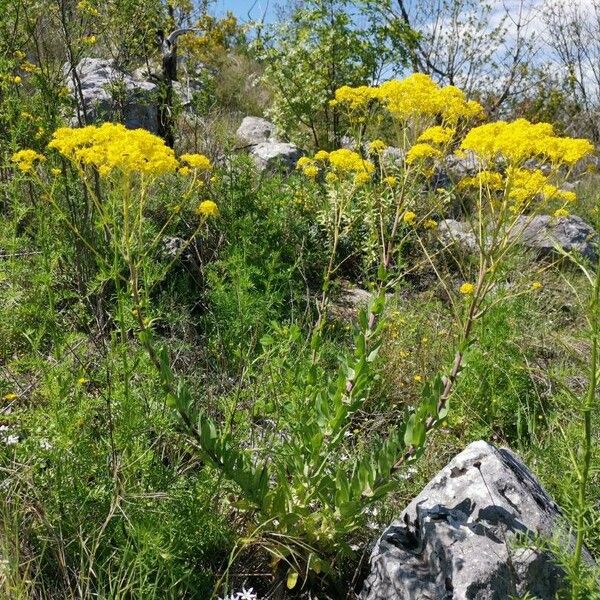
[13,124,217,341]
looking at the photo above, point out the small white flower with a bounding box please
[237,588,257,600]
[6,435,18,445]
[39,439,52,450]
[0,425,9,433]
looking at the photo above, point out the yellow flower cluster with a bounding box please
[459,170,504,191]
[196,200,219,217]
[180,153,212,171]
[332,85,378,111]
[406,143,442,165]
[461,165,578,209]
[11,149,45,172]
[417,126,455,146]
[332,74,484,125]
[48,123,182,176]
[368,139,387,153]
[460,118,594,166]
[297,149,375,184]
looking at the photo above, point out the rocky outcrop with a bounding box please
[235,117,302,172]
[438,215,597,261]
[236,116,281,146]
[66,58,158,132]
[361,440,578,600]
[437,219,479,253]
[510,214,597,262]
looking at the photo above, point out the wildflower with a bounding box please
[424,219,438,230]
[459,170,504,191]
[11,149,45,172]
[406,143,442,165]
[325,172,339,184]
[333,85,378,111]
[460,118,594,167]
[2,393,17,401]
[374,74,484,124]
[413,374,423,383]
[531,281,543,290]
[402,211,417,225]
[196,200,219,217]
[303,165,319,178]
[20,61,39,73]
[82,35,97,45]
[296,156,312,169]
[6,435,18,446]
[557,190,577,203]
[180,153,211,171]
[328,149,374,175]
[354,172,371,185]
[459,282,475,295]
[13,75,22,84]
[553,208,569,218]
[383,176,398,187]
[39,439,52,450]
[77,377,88,385]
[368,139,387,154]
[314,150,329,161]
[417,126,455,145]
[178,166,191,176]
[49,123,179,175]
[51,168,61,176]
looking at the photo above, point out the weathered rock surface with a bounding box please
[235,117,303,172]
[66,58,158,132]
[511,214,597,261]
[437,219,479,253]
[236,116,281,146]
[361,440,574,600]
[249,141,303,173]
[438,215,597,261]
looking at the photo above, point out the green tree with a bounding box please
[258,0,412,149]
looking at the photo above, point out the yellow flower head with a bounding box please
[417,126,455,146]
[13,75,22,84]
[11,149,45,172]
[531,281,543,290]
[553,208,569,218]
[382,176,398,187]
[354,171,372,185]
[196,200,219,217]
[402,211,417,225]
[406,143,442,165]
[325,172,339,184]
[368,139,387,154]
[424,218,438,230]
[303,165,319,178]
[328,149,375,175]
[296,156,313,169]
[314,150,330,161]
[51,168,61,176]
[459,282,475,295]
[48,123,179,176]
[180,153,212,171]
[3,393,18,401]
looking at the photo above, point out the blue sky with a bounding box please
[212,0,276,22]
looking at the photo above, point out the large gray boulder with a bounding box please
[438,215,597,261]
[67,58,158,132]
[236,116,281,146]
[236,117,303,172]
[511,214,597,262]
[361,440,575,600]
[437,219,479,253]
[249,141,303,173]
